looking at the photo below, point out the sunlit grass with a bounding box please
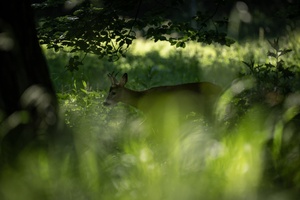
[45,32,300,91]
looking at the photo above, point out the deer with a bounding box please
[103,72,222,120]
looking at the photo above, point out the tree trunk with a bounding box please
[0,1,56,116]
[0,1,58,164]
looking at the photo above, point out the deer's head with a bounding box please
[103,72,128,106]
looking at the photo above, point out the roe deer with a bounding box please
[103,72,222,118]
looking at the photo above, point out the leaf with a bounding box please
[100,31,108,36]
[268,38,279,51]
[242,61,252,68]
[107,45,113,50]
[267,51,277,58]
[73,9,84,16]
[80,88,88,94]
[225,38,235,46]
[279,49,292,57]
[265,63,275,69]
[126,38,132,45]
[119,40,125,47]
[82,80,87,88]
[159,36,167,41]
[176,41,186,48]
[180,42,186,48]
[73,80,77,89]
[169,39,177,46]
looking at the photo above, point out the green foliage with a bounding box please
[246,38,296,94]
[65,55,84,72]
[34,0,233,71]
[58,79,103,126]
[214,37,300,194]
[217,38,299,124]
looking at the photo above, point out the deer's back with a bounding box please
[138,82,222,116]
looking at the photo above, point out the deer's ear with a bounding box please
[119,73,128,86]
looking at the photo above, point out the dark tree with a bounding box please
[0,1,58,164]
[0,1,56,115]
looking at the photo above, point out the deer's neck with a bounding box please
[122,87,146,108]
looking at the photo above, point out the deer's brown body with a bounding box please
[103,73,221,117]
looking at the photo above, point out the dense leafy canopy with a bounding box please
[34,0,233,70]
